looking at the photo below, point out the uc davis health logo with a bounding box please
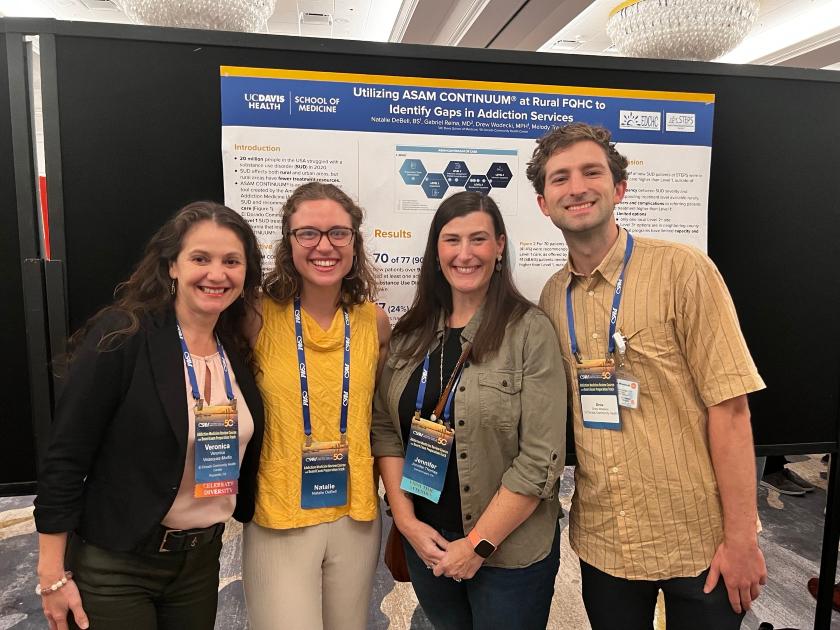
[620,110,661,131]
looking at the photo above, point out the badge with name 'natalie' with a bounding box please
[301,440,349,509]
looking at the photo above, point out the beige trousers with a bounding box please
[242,513,382,630]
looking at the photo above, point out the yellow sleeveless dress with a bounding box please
[253,297,379,529]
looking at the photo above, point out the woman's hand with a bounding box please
[41,578,89,630]
[433,537,484,580]
[396,516,449,568]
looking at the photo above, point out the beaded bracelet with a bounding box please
[35,571,73,596]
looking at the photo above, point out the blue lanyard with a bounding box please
[176,320,234,405]
[294,298,350,446]
[415,339,467,425]
[566,233,634,362]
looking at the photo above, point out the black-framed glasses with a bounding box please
[290,227,355,248]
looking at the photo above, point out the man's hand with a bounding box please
[704,538,767,613]
[433,537,484,581]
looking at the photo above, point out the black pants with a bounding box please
[763,455,787,476]
[66,534,222,630]
[580,560,746,630]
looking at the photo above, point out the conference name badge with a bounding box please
[301,440,349,509]
[577,359,621,430]
[400,417,455,503]
[194,404,240,497]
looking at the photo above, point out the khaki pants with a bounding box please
[243,513,382,630]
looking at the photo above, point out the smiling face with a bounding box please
[168,220,247,321]
[437,210,505,303]
[537,140,627,236]
[288,198,356,293]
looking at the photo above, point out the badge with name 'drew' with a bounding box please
[577,359,621,430]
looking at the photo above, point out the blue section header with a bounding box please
[396,145,518,155]
[221,75,714,146]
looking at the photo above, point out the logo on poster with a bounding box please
[619,111,661,131]
[666,113,696,132]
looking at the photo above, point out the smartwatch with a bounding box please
[468,527,496,559]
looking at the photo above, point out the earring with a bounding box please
[495,256,502,272]
[240,289,245,299]
[170,279,176,295]
[436,258,441,271]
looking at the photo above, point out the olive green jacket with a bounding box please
[371,303,567,568]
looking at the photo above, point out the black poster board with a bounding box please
[42,23,839,454]
[0,32,38,488]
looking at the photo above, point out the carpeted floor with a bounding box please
[2,456,837,629]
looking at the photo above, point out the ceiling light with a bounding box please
[718,0,840,63]
[113,0,276,32]
[607,0,759,61]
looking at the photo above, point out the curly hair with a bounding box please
[262,182,379,306]
[526,122,629,196]
[62,201,263,370]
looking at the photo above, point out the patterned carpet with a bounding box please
[1,458,837,629]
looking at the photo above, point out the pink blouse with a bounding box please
[161,351,254,529]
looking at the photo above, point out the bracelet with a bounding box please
[35,571,73,596]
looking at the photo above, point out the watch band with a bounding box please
[468,528,496,558]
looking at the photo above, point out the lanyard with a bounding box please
[415,335,471,426]
[415,354,464,424]
[176,320,234,407]
[566,233,634,362]
[294,298,350,447]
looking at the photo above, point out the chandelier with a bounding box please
[114,0,277,33]
[606,0,759,62]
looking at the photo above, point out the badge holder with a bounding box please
[301,433,349,509]
[613,332,640,410]
[576,356,622,430]
[401,343,471,503]
[194,400,240,497]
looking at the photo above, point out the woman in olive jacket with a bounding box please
[372,192,566,630]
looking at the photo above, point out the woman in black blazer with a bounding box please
[34,202,265,630]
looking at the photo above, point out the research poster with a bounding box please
[221,66,714,321]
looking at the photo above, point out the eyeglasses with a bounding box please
[289,227,355,248]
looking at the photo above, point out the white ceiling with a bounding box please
[2,0,840,68]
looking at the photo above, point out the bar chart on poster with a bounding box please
[221,66,715,320]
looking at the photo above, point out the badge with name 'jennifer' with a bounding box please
[400,417,455,503]
[301,441,349,509]
[577,359,621,430]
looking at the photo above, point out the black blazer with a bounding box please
[34,309,265,553]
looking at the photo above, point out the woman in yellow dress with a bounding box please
[242,182,390,630]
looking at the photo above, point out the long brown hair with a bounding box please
[63,201,263,370]
[393,192,532,363]
[262,182,379,306]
